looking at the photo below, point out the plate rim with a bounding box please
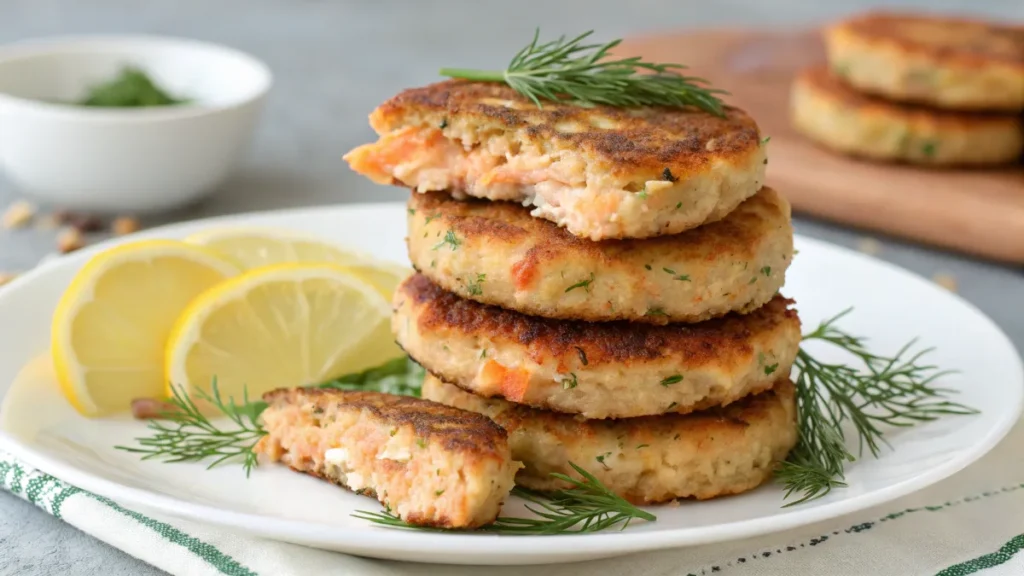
[1,201,1021,564]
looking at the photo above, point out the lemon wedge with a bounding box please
[51,239,239,417]
[185,227,411,298]
[164,263,400,401]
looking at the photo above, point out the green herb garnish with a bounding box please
[565,273,595,293]
[78,66,189,108]
[560,373,579,390]
[660,374,683,387]
[115,379,265,476]
[355,463,655,534]
[432,230,461,251]
[439,30,727,115]
[466,273,486,296]
[777,309,976,506]
[663,267,690,282]
[115,357,425,473]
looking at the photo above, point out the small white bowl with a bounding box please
[0,35,272,213]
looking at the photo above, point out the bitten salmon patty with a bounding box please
[344,80,768,240]
[422,374,798,504]
[824,11,1024,111]
[393,274,802,419]
[255,388,520,529]
[407,187,793,323]
[791,66,1023,166]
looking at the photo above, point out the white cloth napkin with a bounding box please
[2,417,1021,576]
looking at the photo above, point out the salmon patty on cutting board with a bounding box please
[393,274,802,419]
[407,186,793,323]
[256,387,520,529]
[422,374,798,504]
[791,66,1023,165]
[824,11,1024,111]
[344,80,768,240]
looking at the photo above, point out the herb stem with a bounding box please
[437,68,505,82]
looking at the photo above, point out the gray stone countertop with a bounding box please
[1,1,1022,574]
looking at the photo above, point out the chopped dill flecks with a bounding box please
[565,272,595,293]
[432,230,461,251]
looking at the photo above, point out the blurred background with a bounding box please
[0,0,1021,267]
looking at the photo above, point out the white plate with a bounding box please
[0,203,1021,566]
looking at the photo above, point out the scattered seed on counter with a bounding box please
[56,210,104,233]
[2,200,37,229]
[932,271,958,293]
[57,227,86,254]
[112,216,141,236]
[856,237,882,256]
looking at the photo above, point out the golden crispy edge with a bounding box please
[409,186,790,267]
[366,79,764,176]
[828,11,1024,68]
[796,66,1023,126]
[260,387,509,456]
[397,273,800,367]
[423,374,796,457]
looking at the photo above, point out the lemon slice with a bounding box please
[51,239,239,417]
[185,227,411,298]
[165,263,400,401]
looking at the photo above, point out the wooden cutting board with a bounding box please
[617,29,1024,264]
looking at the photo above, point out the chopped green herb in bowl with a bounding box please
[78,66,190,107]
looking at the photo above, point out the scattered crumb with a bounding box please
[0,271,18,287]
[932,272,958,293]
[2,200,37,229]
[130,397,182,420]
[34,212,61,231]
[57,227,86,254]
[856,237,882,256]
[666,499,680,508]
[56,210,103,233]
[112,216,141,236]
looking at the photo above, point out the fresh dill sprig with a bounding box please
[115,379,267,477]
[778,308,977,506]
[116,358,427,473]
[439,29,728,116]
[353,462,655,534]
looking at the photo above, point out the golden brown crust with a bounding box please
[399,273,797,368]
[830,11,1024,68]
[797,66,1019,127]
[423,375,799,504]
[791,66,1024,165]
[407,186,793,323]
[261,387,508,456]
[367,79,762,179]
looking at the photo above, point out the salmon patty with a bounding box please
[824,11,1024,111]
[407,186,793,323]
[423,374,798,504]
[344,80,768,240]
[256,387,520,529]
[393,274,801,419]
[792,66,1023,165]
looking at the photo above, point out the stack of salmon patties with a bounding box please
[345,80,801,504]
[792,11,1024,166]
